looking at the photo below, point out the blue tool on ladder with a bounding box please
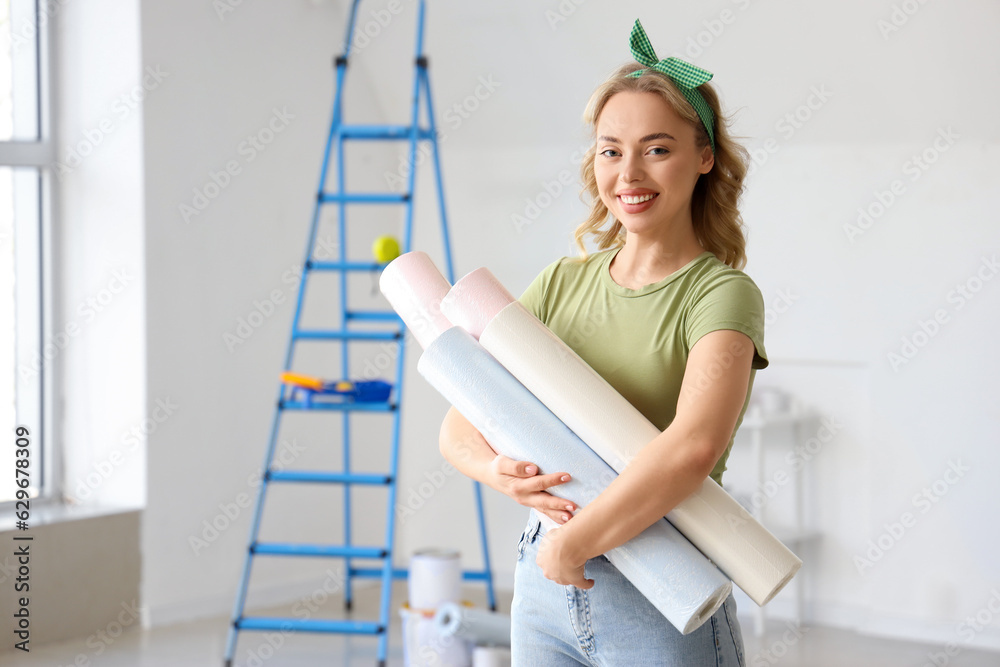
[224,2,496,665]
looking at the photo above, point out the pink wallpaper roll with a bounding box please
[379,251,453,349]
[440,268,516,340]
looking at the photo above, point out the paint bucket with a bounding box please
[409,548,462,610]
[472,646,511,667]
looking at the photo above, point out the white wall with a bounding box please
[134,0,1000,654]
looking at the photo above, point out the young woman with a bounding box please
[439,20,767,665]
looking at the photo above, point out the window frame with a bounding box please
[1,0,59,510]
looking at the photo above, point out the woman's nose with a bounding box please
[619,154,644,183]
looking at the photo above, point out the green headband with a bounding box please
[627,19,716,153]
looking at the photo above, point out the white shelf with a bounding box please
[737,407,820,636]
[740,407,818,429]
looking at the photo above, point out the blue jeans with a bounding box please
[511,511,746,667]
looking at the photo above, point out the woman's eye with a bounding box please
[599,149,620,158]
[648,147,669,155]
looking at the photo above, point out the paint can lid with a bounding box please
[412,548,460,560]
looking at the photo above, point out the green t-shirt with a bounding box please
[519,247,768,485]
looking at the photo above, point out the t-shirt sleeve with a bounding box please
[685,273,769,369]
[518,259,562,324]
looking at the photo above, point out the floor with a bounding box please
[3,584,999,666]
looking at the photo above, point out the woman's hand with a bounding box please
[536,524,593,589]
[486,454,576,525]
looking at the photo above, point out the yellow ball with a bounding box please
[373,235,401,263]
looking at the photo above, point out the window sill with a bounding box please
[0,500,142,532]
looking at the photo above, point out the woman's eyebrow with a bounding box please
[641,132,675,142]
[596,132,676,143]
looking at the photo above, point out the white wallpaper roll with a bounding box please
[479,301,802,606]
[379,251,453,349]
[434,603,511,647]
[440,267,516,340]
[418,327,732,634]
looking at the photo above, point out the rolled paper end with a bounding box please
[679,582,732,635]
[433,602,463,637]
[434,602,513,647]
[441,267,516,340]
[753,554,803,607]
[379,251,453,349]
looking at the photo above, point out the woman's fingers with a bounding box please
[512,472,572,496]
[532,471,572,491]
[514,488,575,524]
[492,455,538,478]
[540,507,573,525]
[490,455,577,517]
[494,457,572,489]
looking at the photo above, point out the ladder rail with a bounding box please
[340,0,427,61]
[334,71,356,611]
[418,66,454,285]
[340,0,363,60]
[400,12,426,255]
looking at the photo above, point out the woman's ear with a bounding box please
[699,144,715,174]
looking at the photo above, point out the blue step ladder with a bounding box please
[224,2,496,665]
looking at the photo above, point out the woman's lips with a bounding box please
[617,192,658,212]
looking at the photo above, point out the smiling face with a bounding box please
[593,91,714,240]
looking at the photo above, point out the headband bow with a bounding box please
[627,19,716,153]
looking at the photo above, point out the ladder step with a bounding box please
[346,310,403,322]
[293,329,401,341]
[252,542,388,559]
[268,470,392,485]
[280,400,396,413]
[237,616,383,635]
[307,260,386,272]
[349,567,493,581]
[319,192,409,204]
[338,124,434,141]
[350,567,409,580]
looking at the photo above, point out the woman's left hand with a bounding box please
[536,525,593,589]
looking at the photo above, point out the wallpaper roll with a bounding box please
[440,267,516,340]
[434,603,511,647]
[418,327,732,634]
[379,251,453,349]
[479,301,802,606]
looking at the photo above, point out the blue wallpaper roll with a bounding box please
[418,326,732,635]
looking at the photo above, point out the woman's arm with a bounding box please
[439,406,576,524]
[536,329,756,587]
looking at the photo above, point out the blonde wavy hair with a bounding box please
[575,62,750,270]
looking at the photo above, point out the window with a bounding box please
[1,0,54,505]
